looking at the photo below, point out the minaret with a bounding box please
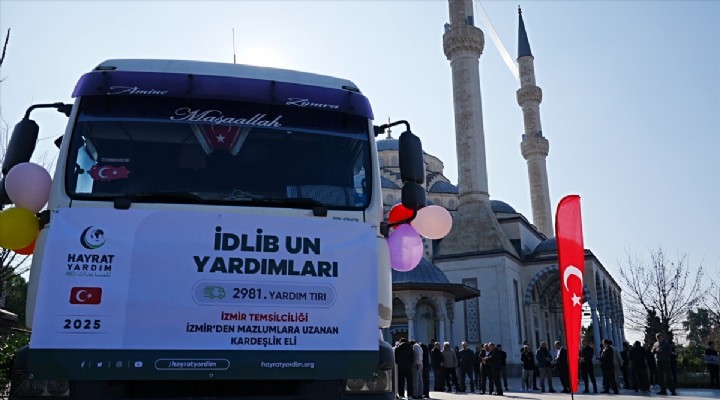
[517,8,553,237]
[437,0,517,256]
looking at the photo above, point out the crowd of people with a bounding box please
[394,335,720,399]
[394,338,510,399]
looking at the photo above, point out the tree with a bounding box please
[705,272,720,345]
[619,246,709,342]
[0,27,32,308]
[2,274,27,327]
[682,308,718,344]
[643,308,667,345]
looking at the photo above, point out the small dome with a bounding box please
[429,181,459,194]
[392,258,450,285]
[534,237,557,254]
[381,177,400,189]
[377,139,399,151]
[490,200,517,214]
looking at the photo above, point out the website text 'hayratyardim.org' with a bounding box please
[261,361,315,369]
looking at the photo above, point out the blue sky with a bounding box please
[1,1,718,316]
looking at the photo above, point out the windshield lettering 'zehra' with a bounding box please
[170,108,283,127]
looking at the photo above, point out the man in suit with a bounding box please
[497,344,509,391]
[600,339,619,394]
[580,339,598,393]
[486,343,504,396]
[554,341,571,393]
[395,338,415,399]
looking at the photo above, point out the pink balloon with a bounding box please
[411,205,453,239]
[387,224,423,272]
[5,162,52,213]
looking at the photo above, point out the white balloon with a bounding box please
[411,205,452,239]
[5,162,52,213]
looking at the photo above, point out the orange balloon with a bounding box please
[388,203,414,224]
[15,237,37,255]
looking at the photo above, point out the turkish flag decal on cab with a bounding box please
[69,287,103,305]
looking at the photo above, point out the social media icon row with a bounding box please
[79,360,143,368]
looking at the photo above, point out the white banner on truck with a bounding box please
[30,208,378,351]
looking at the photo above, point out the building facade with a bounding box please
[384,1,626,374]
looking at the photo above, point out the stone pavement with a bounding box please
[407,377,720,400]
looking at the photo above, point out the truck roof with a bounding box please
[96,59,362,93]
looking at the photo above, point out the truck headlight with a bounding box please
[344,369,392,393]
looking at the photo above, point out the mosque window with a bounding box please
[391,156,398,166]
[448,200,457,209]
[462,278,480,343]
[385,194,394,205]
[379,157,385,168]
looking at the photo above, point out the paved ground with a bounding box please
[406,377,720,400]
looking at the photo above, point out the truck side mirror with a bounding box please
[2,118,39,175]
[398,130,426,211]
[398,130,424,184]
[402,181,426,211]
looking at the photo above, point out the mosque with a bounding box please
[381,0,626,373]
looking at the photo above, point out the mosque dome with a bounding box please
[429,181,459,194]
[392,258,450,285]
[377,139,399,151]
[392,258,480,301]
[381,177,400,189]
[533,237,557,254]
[490,200,517,214]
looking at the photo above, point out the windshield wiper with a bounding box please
[226,196,321,207]
[224,196,328,216]
[112,191,204,209]
[107,191,328,215]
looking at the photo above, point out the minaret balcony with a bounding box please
[516,85,543,106]
[443,25,485,59]
[521,136,549,159]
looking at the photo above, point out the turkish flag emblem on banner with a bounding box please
[555,195,585,393]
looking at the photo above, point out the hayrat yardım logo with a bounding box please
[81,226,106,250]
[66,227,114,277]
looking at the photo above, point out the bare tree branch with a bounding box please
[0,28,9,77]
[619,246,709,337]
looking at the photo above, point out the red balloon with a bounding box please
[388,203,414,224]
[15,237,37,255]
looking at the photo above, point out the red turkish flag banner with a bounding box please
[555,195,585,393]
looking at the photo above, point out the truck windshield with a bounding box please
[65,96,372,209]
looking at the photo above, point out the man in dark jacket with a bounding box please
[430,341,445,392]
[629,340,649,393]
[554,341,570,393]
[497,344,509,391]
[430,342,445,392]
[535,341,556,393]
[421,342,430,398]
[395,338,414,399]
[621,342,631,390]
[485,343,504,396]
[579,340,598,393]
[646,344,657,390]
[474,346,482,387]
[652,333,676,395]
[478,344,494,394]
[521,344,536,391]
[600,339,619,394]
[705,341,719,388]
[457,341,475,393]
